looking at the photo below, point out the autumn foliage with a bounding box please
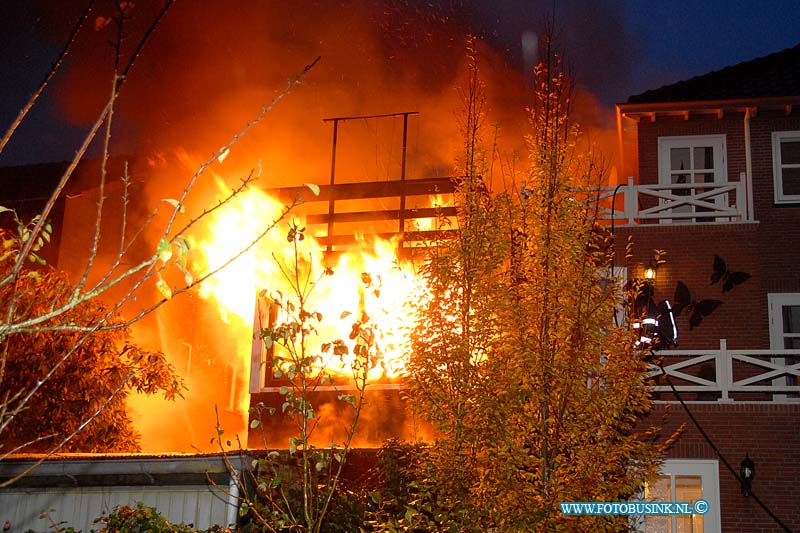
[0,230,184,453]
[401,43,666,531]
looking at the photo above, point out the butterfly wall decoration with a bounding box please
[673,280,722,330]
[710,254,751,293]
[625,252,752,340]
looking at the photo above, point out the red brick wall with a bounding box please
[644,403,800,532]
[750,111,800,213]
[248,387,430,448]
[618,223,766,349]
[627,110,800,532]
[619,110,800,349]
[636,113,747,187]
[748,111,800,292]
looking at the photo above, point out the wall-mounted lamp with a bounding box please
[643,260,657,281]
[740,453,755,497]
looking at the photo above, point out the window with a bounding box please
[634,459,721,533]
[250,292,281,392]
[769,293,800,350]
[772,131,800,204]
[768,293,800,399]
[598,266,627,328]
[657,135,727,222]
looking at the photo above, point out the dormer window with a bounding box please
[771,131,800,204]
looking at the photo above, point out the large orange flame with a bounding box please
[191,177,424,390]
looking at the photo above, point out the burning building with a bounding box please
[0,1,659,529]
[0,0,542,454]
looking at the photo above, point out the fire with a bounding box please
[192,178,290,328]
[322,235,422,380]
[410,193,450,232]
[126,149,437,452]
[191,177,424,388]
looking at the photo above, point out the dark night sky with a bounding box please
[622,1,800,97]
[0,0,798,167]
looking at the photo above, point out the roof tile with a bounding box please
[628,43,800,104]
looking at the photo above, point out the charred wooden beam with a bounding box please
[305,206,457,225]
[313,229,458,247]
[264,177,458,204]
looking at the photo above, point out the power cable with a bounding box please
[657,366,793,533]
[609,182,626,327]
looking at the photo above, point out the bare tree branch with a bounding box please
[0,1,97,156]
[0,0,320,480]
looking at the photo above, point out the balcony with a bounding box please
[649,339,800,403]
[593,177,752,225]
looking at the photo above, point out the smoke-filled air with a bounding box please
[17,0,630,452]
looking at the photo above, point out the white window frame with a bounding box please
[657,135,728,223]
[598,265,627,329]
[633,459,721,532]
[771,131,800,204]
[768,293,800,400]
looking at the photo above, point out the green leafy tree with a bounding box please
[403,38,666,531]
[391,40,506,532]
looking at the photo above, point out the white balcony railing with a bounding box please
[648,339,800,403]
[592,177,751,225]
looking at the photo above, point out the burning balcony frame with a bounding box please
[249,111,459,394]
[263,111,459,259]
